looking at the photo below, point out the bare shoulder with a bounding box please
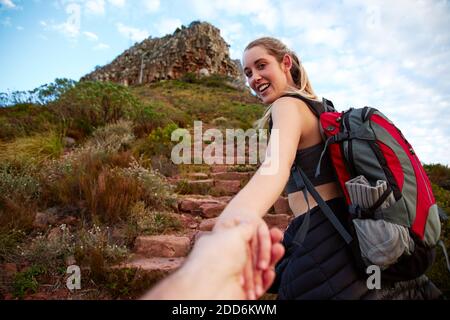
[271,96,311,123]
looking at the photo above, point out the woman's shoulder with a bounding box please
[271,95,318,126]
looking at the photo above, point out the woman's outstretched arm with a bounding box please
[217,97,309,224]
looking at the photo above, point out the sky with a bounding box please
[1,0,450,165]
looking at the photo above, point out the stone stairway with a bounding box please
[115,150,294,282]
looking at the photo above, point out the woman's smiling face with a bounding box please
[243,46,291,105]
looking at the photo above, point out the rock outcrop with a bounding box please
[81,21,245,88]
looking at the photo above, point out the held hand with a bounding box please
[215,216,284,300]
[244,223,284,299]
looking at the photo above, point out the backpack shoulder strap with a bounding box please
[268,95,336,131]
[279,93,336,118]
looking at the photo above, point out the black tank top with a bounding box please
[268,109,336,194]
[285,143,336,193]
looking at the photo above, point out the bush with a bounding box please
[0,229,26,262]
[426,183,450,297]
[0,131,63,167]
[135,123,179,158]
[13,264,46,299]
[0,197,37,233]
[85,120,135,153]
[126,201,182,240]
[0,164,41,202]
[40,145,176,224]
[132,104,166,138]
[425,164,450,191]
[51,81,142,138]
[0,104,57,141]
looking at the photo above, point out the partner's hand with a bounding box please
[215,216,284,299]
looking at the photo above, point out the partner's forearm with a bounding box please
[140,260,205,300]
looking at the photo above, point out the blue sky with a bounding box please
[1,0,450,165]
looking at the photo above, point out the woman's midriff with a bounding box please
[287,181,343,217]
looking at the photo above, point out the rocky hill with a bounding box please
[81,21,245,88]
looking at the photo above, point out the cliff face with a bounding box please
[81,21,245,88]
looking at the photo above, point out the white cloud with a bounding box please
[155,18,182,36]
[143,0,159,12]
[53,20,80,38]
[0,0,16,9]
[116,22,149,42]
[94,43,110,50]
[83,31,99,41]
[191,0,279,31]
[16,25,23,31]
[220,22,243,46]
[108,0,125,7]
[85,0,105,15]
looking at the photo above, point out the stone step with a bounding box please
[118,256,185,274]
[198,218,218,231]
[212,180,241,195]
[196,214,292,233]
[273,196,293,215]
[178,197,229,217]
[134,235,191,258]
[211,171,252,181]
[184,172,209,180]
[175,179,215,195]
[210,165,229,173]
[263,214,292,231]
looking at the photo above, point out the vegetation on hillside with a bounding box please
[0,77,448,299]
[0,76,264,299]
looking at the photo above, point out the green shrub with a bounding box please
[132,104,166,138]
[0,104,58,141]
[139,123,179,157]
[40,146,176,224]
[126,201,182,240]
[0,164,41,201]
[13,264,46,299]
[425,164,450,190]
[426,183,450,297]
[51,81,142,137]
[85,120,135,152]
[20,225,73,269]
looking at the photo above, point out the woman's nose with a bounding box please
[251,72,262,86]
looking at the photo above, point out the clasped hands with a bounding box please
[207,215,285,300]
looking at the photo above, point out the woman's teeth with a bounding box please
[258,83,270,93]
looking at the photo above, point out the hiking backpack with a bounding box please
[282,94,449,282]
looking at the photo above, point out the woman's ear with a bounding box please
[282,54,293,72]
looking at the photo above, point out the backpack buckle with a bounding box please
[349,204,374,219]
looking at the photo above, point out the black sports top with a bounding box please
[285,143,336,194]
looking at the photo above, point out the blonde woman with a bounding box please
[215,37,378,300]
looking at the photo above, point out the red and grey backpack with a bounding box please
[282,93,449,282]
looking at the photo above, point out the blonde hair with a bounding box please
[245,37,319,129]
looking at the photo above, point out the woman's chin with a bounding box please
[260,94,276,105]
